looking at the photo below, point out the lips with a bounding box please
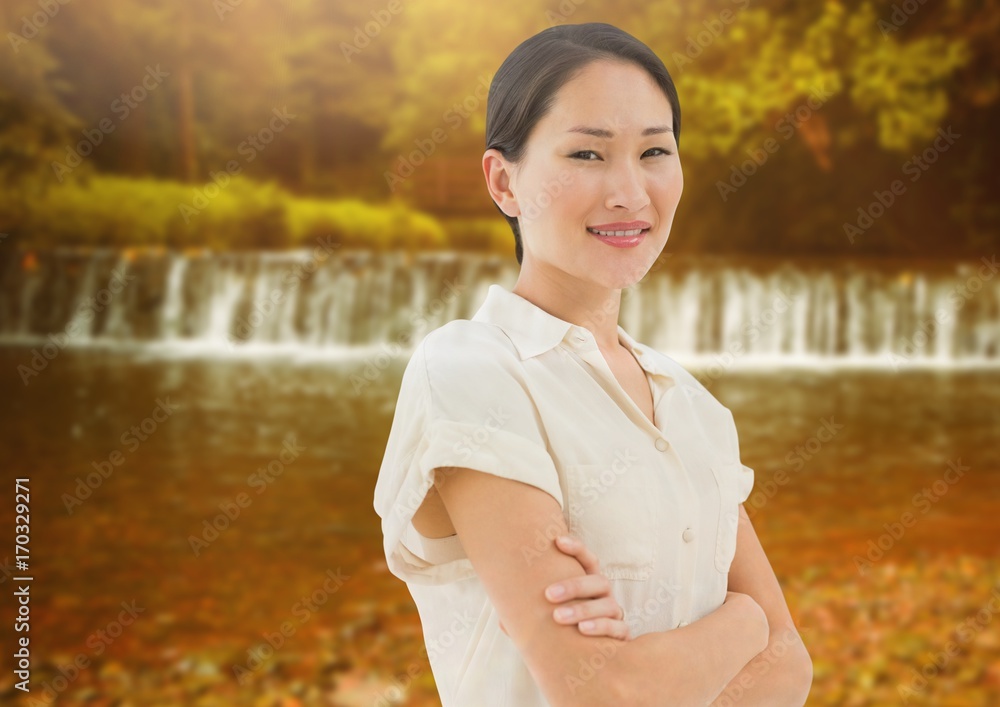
[586,220,652,237]
[587,226,649,237]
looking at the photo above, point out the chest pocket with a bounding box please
[710,461,743,574]
[563,462,658,580]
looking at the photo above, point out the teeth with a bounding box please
[588,228,645,237]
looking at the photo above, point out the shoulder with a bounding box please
[409,320,541,421]
[414,319,524,380]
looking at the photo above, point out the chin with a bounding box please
[593,266,649,292]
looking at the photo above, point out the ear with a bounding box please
[482,148,520,218]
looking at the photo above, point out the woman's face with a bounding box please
[504,59,682,290]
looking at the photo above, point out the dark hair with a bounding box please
[485,22,682,265]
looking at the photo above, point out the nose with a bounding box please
[605,159,650,213]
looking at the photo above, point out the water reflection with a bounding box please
[1,347,998,704]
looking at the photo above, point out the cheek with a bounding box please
[650,168,683,200]
[528,175,589,222]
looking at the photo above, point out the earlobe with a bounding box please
[483,149,520,218]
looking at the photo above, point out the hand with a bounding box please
[498,534,631,641]
[549,535,631,640]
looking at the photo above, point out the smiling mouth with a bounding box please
[586,227,650,237]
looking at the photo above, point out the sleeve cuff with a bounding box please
[383,419,564,586]
[737,463,754,504]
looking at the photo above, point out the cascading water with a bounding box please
[1,248,997,367]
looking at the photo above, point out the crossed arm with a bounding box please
[433,465,805,706]
[707,505,814,705]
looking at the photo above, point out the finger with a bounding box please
[577,617,631,641]
[554,535,601,575]
[552,595,621,624]
[545,572,612,604]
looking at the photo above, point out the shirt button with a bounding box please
[655,437,670,452]
[677,619,690,628]
[682,527,695,543]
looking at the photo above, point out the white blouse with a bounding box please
[373,282,755,706]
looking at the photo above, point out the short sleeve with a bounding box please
[722,405,754,504]
[372,322,564,586]
[736,462,754,504]
[685,375,755,505]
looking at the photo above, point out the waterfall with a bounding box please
[0,248,998,367]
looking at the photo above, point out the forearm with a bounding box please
[708,626,813,707]
[609,596,770,706]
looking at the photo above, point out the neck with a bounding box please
[511,266,623,351]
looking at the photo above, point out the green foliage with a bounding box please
[2,174,448,252]
[846,2,971,151]
[285,196,447,250]
[0,0,995,254]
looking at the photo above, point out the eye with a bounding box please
[569,150,601,161]
[643,147,673,158]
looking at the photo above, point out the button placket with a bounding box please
[669,454,700,622]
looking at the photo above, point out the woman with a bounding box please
[373,22,813,706]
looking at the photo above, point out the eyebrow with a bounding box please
[566,125,673,138]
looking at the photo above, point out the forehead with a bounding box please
[541,59,674,136]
